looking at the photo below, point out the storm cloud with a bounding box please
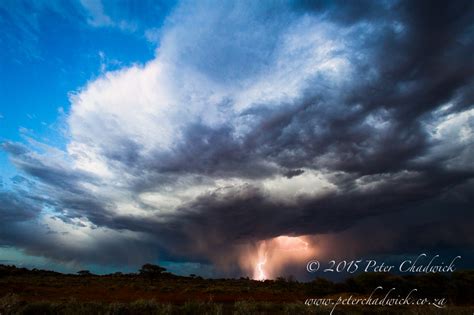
[1,0,473,277]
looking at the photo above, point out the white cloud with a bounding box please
[80,0,113,27]
[80,0,136,31]
[63,1,356,221]
[426,107,474,170]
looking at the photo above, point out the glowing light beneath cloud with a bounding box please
[247,235,318,280]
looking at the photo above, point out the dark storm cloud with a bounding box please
[2,141,100,193]
[0,190,40,223]
[284,169,305,178]
[100,1,474,183]
[233,0,474,176]
[0,148,161,266]
[2,142,114,225]
[137,0,474,264]
[166,168,473,249]
[316,178,474,262]
[1,0,473,274]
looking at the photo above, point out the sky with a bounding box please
[0,0,473,279]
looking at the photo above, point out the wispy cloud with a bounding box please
[80,0,136,31]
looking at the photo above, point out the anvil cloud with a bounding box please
[1,0,474,277]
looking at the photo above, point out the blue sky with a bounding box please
[0,0,174,141]
[0,0,473,279]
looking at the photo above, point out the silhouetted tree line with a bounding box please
[0,264,61,277]
[1,264,473,304]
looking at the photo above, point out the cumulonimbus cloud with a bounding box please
[1,0,474,277]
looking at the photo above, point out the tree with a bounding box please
[139,264,166,284]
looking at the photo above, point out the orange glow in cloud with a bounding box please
[239,235,319,280]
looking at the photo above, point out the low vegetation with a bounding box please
[0,264,473,314]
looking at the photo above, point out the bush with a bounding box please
[0,293,22,314]
[180,301,222,315]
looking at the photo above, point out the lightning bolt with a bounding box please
[256,249,267,281]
